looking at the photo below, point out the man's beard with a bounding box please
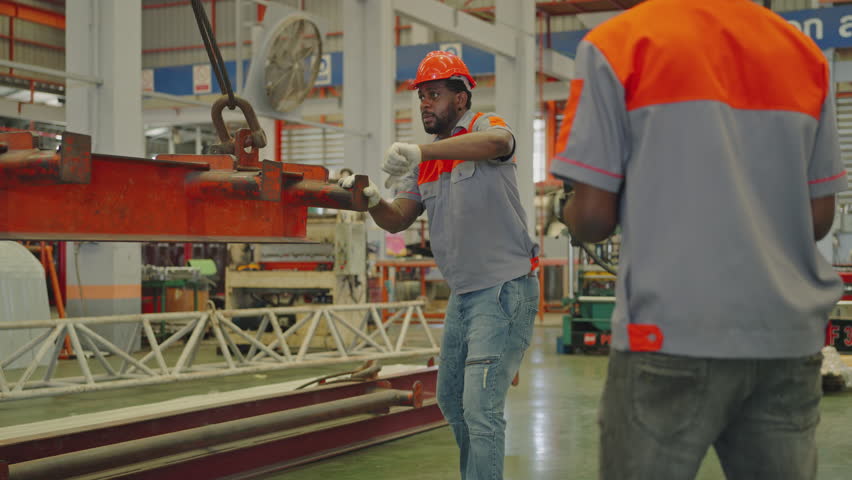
[423,113,450,135]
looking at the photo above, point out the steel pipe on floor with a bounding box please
[8,385,423,480]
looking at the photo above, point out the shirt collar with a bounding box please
[431,110,475,142]
[451,110,475,135]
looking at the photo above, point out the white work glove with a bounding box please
[382,142,422,188]
[338,175,381,209]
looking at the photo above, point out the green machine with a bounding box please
[557,257,617,354]
[558,294,614,354]
[547,188,619,354]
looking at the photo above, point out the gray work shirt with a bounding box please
[550,0,847,358]
[395,110,539,294]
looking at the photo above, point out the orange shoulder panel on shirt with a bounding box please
[584,0,827,119]
[418,159,465,185]
[555,79,584,154]
[487,116,507,128]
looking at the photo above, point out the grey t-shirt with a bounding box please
[551,0,847,358]
[395,110,539,294]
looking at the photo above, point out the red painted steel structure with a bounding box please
[535,0,643,15]
[0,1,64,30]
[0,129,369,242]
[0,367,443,479]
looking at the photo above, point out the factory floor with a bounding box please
[272,318,852,480]
[2,315,851,480]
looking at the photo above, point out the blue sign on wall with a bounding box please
[783,5,852,50]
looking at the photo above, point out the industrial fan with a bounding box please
[243,4,325,115]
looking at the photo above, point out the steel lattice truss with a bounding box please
[0,300,439,401]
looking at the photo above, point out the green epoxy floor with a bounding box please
[271,326,852,480]
[2,324,851,479]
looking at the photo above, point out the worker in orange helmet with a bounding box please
[340,50,539,479]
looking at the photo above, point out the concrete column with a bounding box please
[257,115,276,161]
[66,0,144,157]
[408,22,432,146]
[251,23,277,162]
[495,0,537,234]
[344,0,396,254]
[65,1,142,349]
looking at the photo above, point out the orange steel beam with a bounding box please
[0,131,369,242]
[0,1,64,30]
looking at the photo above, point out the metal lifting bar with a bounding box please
[0,131,370,242]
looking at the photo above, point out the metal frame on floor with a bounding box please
[0,300,439,401]
[0,367,445,480]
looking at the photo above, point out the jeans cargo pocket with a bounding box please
[465,355,498,367]
[465,355,499,391]
[631,354,705,440]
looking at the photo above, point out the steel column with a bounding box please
[496,0,537,234]
[343,0,395,254]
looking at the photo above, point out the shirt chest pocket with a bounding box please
[451,161,476,183]
[420,182,439,202]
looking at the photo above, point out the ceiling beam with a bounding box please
[393,0,517,57]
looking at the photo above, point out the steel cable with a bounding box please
[190,0,236,108]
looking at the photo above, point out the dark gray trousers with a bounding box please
[599,350,823,480]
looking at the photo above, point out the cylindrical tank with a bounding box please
[0,241,51,369]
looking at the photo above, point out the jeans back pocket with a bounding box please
[630,354,706,440]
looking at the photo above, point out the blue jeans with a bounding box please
[599,350,824,480]
[437,274,539,480]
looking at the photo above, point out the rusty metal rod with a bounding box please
[283,175,369,212]
[8,387,422,480]
[185,170,268,200]
[0,150,59,176]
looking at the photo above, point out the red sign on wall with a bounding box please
[826,321,852,352]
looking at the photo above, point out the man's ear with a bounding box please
[456,91,466,110]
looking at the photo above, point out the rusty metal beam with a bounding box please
[0,131,369,242]
[0,368,439,465]
[1,368,443,480]
[9,387,424,480]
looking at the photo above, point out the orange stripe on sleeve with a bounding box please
[555,79,584,154]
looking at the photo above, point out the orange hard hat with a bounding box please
[409,50,477,91]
